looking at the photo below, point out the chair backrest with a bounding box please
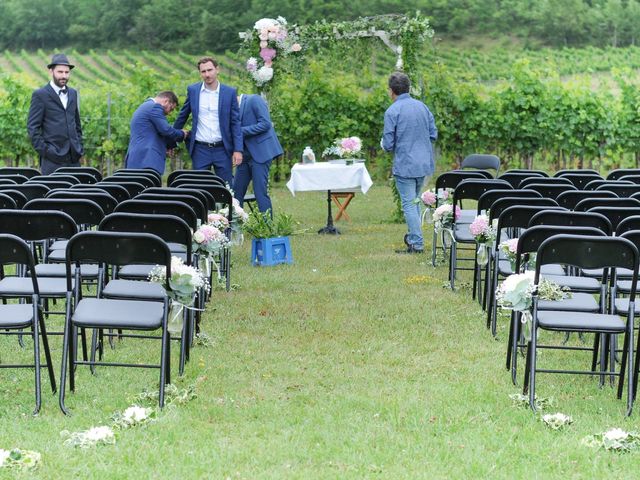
[0,234,39,293]
[516,225,607,271]
[519,176,573,188]
[0,189,28,208]
[52,171,98,184]
[0,167,40,178]
[618,174,640,184]
[499,168,549,177]
[535,234,638,292]
[46,190,118,215]
[170,176,226,188]
[556,189,618,210]
[575,197,640,212]
[587,207,640,233]
[26,178,75,190]
[114,199,198,229]
[99,212,193,263]
[497,172,545,188]
[520,183,577,199]
[0,178,17,186]
[453,179,512,204]
[434,171,490,193]
[0,209,78,241]
[97,181,146,197]
[0,174,28,184]
[65,231,171,291]
[167,169,224,187]
[553,168,601,177]
[494,204,565,237]
[102,173,162,188]
[104,174,158,188]
[176,184,233,219]
[460,154,500,175]
[23,198,105,229]
[34,174,80,185]
[607,168,640,181]
[477,189,542,214]
[489,198,560,226]
[54,166,103,182]
[144,187,212,212]
[555,173,603,189]
[617,215,640,236]
[0,192,17,210]
[0,183,50,201]
[596,183,640,197]
[70,184,130,203]
[114,168,162,183]
[136,193,207,225]
[585,179,634,190]
[528,210,612,235]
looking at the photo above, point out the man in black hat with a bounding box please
[27,53,84,175]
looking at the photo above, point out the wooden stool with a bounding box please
[331,192,355,221]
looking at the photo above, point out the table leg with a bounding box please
[318,190,340,234]
[332,192,354,221]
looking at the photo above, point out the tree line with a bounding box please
[2,0,640,53]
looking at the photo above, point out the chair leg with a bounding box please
[449,242,456,290]
[37,308,56,393]
[90,329,98,375]
[618,331,629,400]
[32,321,42,415]
[431,229,437,267]
[528,329,538,412]
[59,316,72,415]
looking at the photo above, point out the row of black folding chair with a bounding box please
[167,169,225,188]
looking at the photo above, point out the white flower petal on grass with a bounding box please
[0,449,10,467]
[604,428,629,442]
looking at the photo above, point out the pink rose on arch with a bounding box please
[260,47,277,62]
[421,190,437,206]
[291,43,302,52]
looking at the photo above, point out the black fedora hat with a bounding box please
[47,53,75,70]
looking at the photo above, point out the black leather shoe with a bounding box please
[403,234,410,247]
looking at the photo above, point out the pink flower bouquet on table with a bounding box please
[322,136,363,160]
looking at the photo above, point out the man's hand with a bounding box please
[182,129,189,140]
[232,151,243,166]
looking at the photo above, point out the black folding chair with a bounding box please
[70,183,130,203]
[54,166,102,182]
[607,168,640,181]
[519,177,573,188]
[0,234,56,414]
[0,167,40,178]
[522,183,577,199]
[59,231,173,414]
[556,173,603,189]
[524,234,638,415]
[575,197,640,212]
[167,169,225,187]
[497,172,546,188]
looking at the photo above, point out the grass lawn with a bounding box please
[1,184,639,478]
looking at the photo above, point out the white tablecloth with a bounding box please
[286,162,373,196]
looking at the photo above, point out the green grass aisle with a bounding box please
[1,185,639,478]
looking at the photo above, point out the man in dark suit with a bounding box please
[27,53,84,175]
[125,91,188,175]
[173,57,243,185]
[233,93,283,213]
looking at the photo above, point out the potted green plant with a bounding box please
[243,211,295,266]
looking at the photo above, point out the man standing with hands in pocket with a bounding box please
[173,57,243,185]
[27,53,84,175]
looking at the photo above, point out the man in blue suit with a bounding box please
[233,93,283,213]
[125,91,187,175]
[173,57,243,185]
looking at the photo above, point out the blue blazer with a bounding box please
[240,94,283,163]
[173,82,243,159]
[125,99,185,174]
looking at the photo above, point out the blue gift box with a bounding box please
[251,236,293,266]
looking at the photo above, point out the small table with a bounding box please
[286,162,373,234]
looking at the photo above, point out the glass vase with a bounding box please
[422,208,433,225]
[167,301,185,334]
[198,255,211,278]
[477,244,489,266]
[230,224,244,246]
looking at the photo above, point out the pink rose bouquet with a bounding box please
[469,214,496,244]
[432,204,461,230]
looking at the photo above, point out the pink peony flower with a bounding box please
[291,43,302,52]
[441,190,450,200]
[260,47,277,62]
[260,40,268,49]
[259,32,269,41]
[506,238,519,253]
[469,215,489,236]
[454,205,462,220]
[421,190,437,206]
[268,31,277,40]
[264,59,273,68]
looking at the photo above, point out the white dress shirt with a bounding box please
[195,81,222,143]
[50,81,68,109]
